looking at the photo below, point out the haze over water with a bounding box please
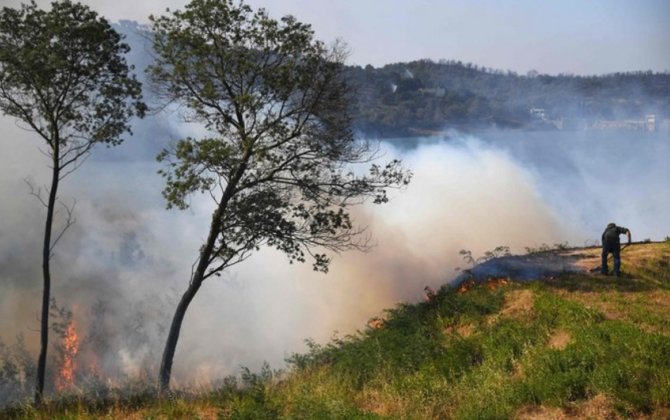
[382,130,669,244]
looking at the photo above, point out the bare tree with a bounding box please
[0,1,146,403]
[148,0,411,392]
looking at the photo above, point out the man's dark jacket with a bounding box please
[602,225,629,248]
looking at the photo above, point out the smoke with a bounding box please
[474,130,670,240]
[1,107,669,394]
[1,23,669,401]
[0,115,567,381]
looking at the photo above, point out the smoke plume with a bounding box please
[1,23,669,400]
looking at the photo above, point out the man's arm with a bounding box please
[626,229,632,244]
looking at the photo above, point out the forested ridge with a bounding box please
[345,59,670,136]
[114,21,670,138]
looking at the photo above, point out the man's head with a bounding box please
[607,222,616,229]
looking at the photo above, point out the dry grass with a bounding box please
[443,322,476,338]
[565,242,670,275]
[487,289,535,325]
[547,329,572,350]
[515,394,620,420]
[515,404,566,420]
[354,387,407,417]
[551,242,670,336]
[501,289,535,318]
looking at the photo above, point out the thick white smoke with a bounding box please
[1,19,669,393]
[2,109,669,392]
[0,112,569,380]
[167,138,574,382]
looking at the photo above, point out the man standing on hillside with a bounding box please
[601,223,632,277]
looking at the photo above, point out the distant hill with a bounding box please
[345,60,670,137]
[4,241,670,418]
[112,21,670,141]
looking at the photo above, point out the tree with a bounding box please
[0,1,145,403]
[148,0,411,392]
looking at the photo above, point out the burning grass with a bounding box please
[3,242,670,418]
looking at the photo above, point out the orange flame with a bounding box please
[367,316,385,329]
[485,276,510,290]
[56,322,79,392]
[458,279,476,294]
[457,277,511,294]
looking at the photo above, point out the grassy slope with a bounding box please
[5,242,670,419]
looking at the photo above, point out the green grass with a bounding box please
[3,242,670,419]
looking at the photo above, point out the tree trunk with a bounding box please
[158,200,225,394]
[158,149,251,394]
[158,275,203,393]
[34,153,60,405]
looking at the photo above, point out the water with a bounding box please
[379,130,670,242]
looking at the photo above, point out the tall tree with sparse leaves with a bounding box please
[149,0,411,392]
[0,0,146,403]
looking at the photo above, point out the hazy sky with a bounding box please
[1,0,669,73]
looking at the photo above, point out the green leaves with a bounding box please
[151,0,411,274]
[0,0,146,162]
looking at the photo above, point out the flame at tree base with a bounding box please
[56,322,80,392]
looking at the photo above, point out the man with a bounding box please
[601,223,631,277]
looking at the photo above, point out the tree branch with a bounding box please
[49,198,76,253]
[25,178,49,208]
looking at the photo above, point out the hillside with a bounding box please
[115,22,670,141]
[346,60,670,137]
[3,241,670,419]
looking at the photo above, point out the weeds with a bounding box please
[525,242,570,254]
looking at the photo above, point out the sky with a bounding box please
[1,0,668,75]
